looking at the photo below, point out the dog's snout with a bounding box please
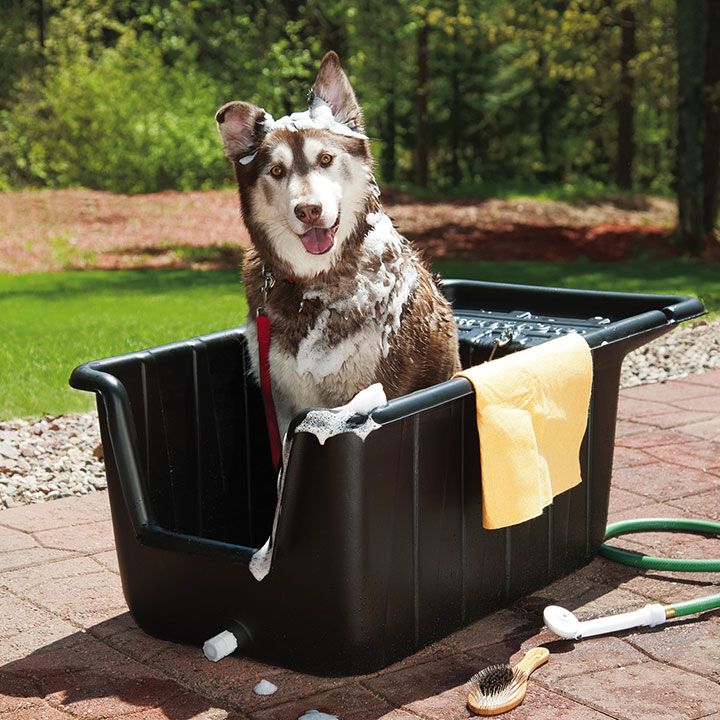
[294,203,322,224]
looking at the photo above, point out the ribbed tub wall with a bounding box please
[106,332,276,548]
[413,399,472,645]
[341,395,503,663]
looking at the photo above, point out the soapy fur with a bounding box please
[217,51,460,438]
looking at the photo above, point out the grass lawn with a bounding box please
[0,270,246,419]
[435,258,720,312]
[1,259,717,419]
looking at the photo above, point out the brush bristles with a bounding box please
[472,664,514,695]
[467,664,527,710]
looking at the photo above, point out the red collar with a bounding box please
[256,265,283,469]
[256,311,282,470]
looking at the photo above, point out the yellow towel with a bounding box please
[454,333,593,530]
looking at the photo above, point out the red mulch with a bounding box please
[0,188,716,273]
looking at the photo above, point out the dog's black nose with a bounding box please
[294,203,322,224]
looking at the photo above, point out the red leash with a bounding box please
[256,269,282,470]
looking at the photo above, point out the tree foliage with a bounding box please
[0,0,712,221]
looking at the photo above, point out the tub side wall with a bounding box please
[84,326,625,674]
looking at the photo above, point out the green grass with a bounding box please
[435,258,719,316]
[0,270,246,419]
[1,259,716,419]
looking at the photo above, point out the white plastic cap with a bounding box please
[543,605,581,639]
[202,630,238,662]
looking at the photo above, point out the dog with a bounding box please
[216,51,460,437]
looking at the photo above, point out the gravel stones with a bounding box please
[1,318,718,510]
[0,413,105,509]
[620,319,720,387]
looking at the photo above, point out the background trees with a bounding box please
[0,0,717,247]
[675,0,720,254]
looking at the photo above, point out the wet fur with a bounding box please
[218,53,460,433]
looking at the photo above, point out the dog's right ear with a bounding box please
[215,101,267,162]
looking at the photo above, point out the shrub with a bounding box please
[0,32,228,193]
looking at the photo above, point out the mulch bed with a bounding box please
[3,188,716,273]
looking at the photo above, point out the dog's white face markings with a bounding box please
[269,144,293,171]
[288,137,341,234]
[249,130,370,279]
[302,137,325,166]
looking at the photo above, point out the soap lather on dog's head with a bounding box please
[216,52,375,279]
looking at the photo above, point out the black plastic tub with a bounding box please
[69,280,704,675]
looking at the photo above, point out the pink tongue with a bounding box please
[300,227,334,255]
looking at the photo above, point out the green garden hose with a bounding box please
[600,518,720,618]
[544,517,720,639]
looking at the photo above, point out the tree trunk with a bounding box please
[381,92,397,183]
[415,21,429,188]
[378,13,397,184]
[676,0,708,254]
[702,0,720,235]
[37,0,45,73]
[449,0,463,186]
[616,6,636,190]
[536,51,556,180]
[282,0,302,115]
[317,4,347,60]
[537,52,550,172]
[449,60,462,186]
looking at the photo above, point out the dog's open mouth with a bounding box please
[299,217,340,255]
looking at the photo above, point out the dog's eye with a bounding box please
[270,165,284,178]
[319,153,333,168]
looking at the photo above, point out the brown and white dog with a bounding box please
[216,52,460,436]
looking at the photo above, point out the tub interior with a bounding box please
[102,326,486,550]
[106,334,278,549]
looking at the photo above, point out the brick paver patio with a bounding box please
[1,370,719,719]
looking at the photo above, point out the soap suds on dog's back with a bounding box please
[363,212,402,256]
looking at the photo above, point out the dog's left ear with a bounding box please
[311,51,364,132]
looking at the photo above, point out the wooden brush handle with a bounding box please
[514,647,549,678]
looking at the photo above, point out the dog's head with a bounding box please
[217,52,374,279]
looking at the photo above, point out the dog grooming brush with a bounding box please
[467,647,549,716]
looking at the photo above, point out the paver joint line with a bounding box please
[531,679,625,720]
[542,681,636,720]
[669,483,720,502]
[0,584,79,627]
[623,636,720,686]
[5,566,109,597]
[0,551,87,577]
